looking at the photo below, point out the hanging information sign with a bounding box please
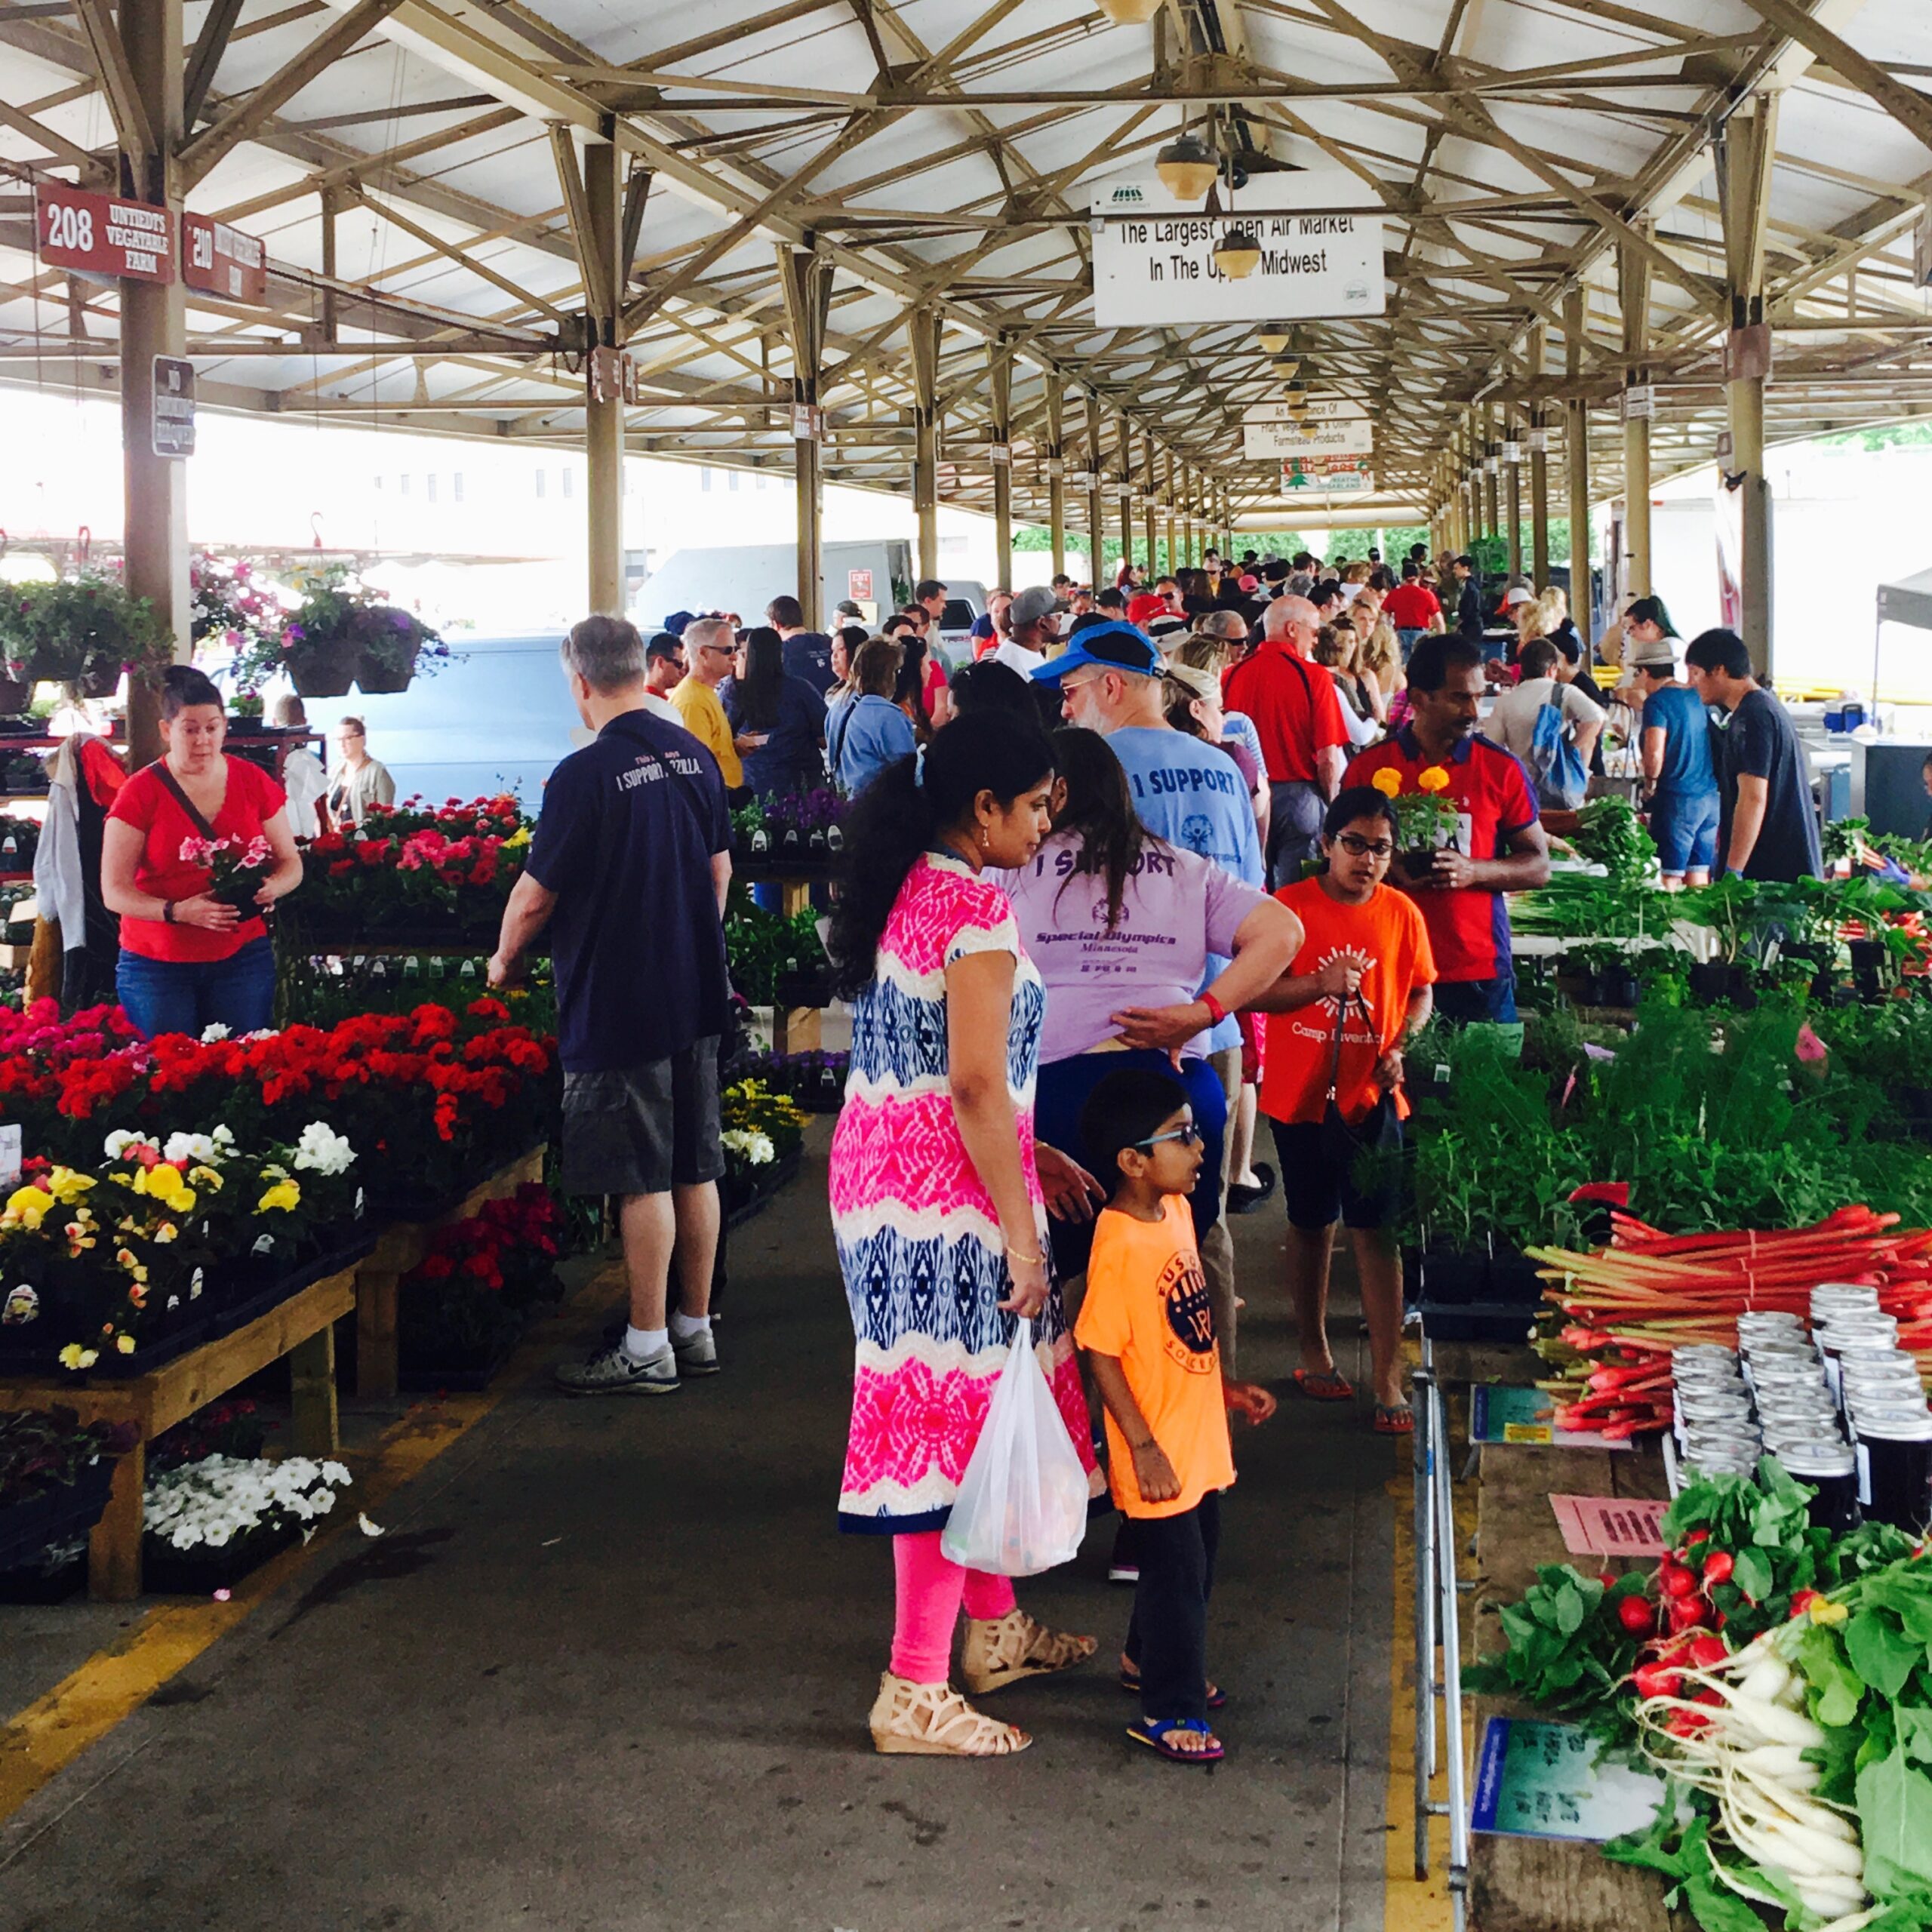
[1244,410,1373,460]
[1281,457,1374,494]
[182,212,267,305]
[1090,171,1385,327]
[152,356,195,458]
[35,181,173,284]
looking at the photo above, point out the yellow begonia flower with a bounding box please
[1418,766,1451,794]
[57,1343,97,1371]
[1809,1597,1850,1626]
[46,1168,96,1204]
[134,1167,195,1214]
[257,1180,301,1214]
[189,1166,223,1192]
[504,826,531,848]
[115,1334,135,1354]
[4,1185,54,1230]
[1368,768,1402,798]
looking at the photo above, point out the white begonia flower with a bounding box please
[199,1023,232,1041]
[293,1123,356,1177]
[104,1129,143,1159]
[162,1131,226,1166]
[720,1128,777,1166]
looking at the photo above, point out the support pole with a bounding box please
[1115,408,1134,578]
[1620,235,1654,600]
[989,333,1013,593]
[777,242,833,632]
[582,139,624,618]
[1084,391,1106,591]
[1140,429,1158,575]
[1528,328,1550,588]
[1506,405,1523,578]
[1161,450,1177,581]
[319,183,340,342]
[1481,403,1500,544]
[910,309,940,583]
[1045,375,1066,581]
[1565,287,1592,620]
[1718,97,1780,680]
[121,0,187,771]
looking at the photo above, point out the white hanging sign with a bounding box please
[1089,171,1386,327]
[1623,383,1657,421]
[1527,428,1551,454]
[1246,398,1368,423]
[1244,412,1373,460]
[989,442,1011,466]
[1503,440,1524,464]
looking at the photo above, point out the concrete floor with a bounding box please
[0,1127,1401,1932]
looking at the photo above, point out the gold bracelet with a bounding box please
[1006,1247,1045,1268]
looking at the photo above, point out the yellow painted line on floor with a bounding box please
[0,1263,622,1826]
[1384,1457,1453,1932]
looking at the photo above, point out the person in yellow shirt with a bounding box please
[669,617,744,788]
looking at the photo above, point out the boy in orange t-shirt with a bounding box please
[1074,1067,1276,1765]
[1252,786,1435,1434]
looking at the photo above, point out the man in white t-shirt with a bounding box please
[1487,637,1601,776]
[990,584,1059,678]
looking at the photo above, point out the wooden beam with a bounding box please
[70,0,155,161]
[1734,0,1932,158]
[343,182,573,327]
[182,0,247,129]
[0,94,110,178]
[176,0,408,187]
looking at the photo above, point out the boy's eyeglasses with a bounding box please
[1135,1123,1203,1150]
[1335,834,1395,858]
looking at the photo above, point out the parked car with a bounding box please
[299,635,586,809]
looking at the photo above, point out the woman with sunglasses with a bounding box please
[1249,786,1436,1434]
[1001,728,1301,1291]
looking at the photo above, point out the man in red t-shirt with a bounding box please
[1380,562,1442,660]
[1223,594,1349,887]
[1343,634,1550,1023]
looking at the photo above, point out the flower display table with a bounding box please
[0,1264,353,1601]
[352,1145,547,1399]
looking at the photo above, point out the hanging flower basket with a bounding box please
[78,656,124,698]
[355,636,420,694]
[0,575,173,688]
[0,675,28,715]
[279,568,443,700]
[283,627,359,698]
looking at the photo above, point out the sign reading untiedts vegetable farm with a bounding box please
[34,180,174,284]
[1089,171,1386,327]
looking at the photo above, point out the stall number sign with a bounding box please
[35,180,174,284]
[152,357,195,458]
[1091,171,1384,328]
[183,212,267,305]
[848,569,873,601]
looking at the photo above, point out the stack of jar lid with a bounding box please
[1744,1309,1858,1534]
[1673,1344,1760,1478]
[1817,1285,1932,1534]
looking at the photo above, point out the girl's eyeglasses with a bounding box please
[1135,1122,1203,1150]
[1334,834,1395,859]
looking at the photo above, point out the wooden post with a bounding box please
[778,244,833,631]
[1620,235,1654,600]
[1506,405,1524,577]
[989,332,1013,592]
[1140,429,1158,574]
[1045,374,1066,580]
[1718,97,1780,680]
[583,138,624,617]
[1115,408,1134,576]
[319,183,340,342]
[910,309,940,582]
[1565,288,1592,617]
[1084,390,1106,589]
[121,0,187,772]
[1482,403,1500,544]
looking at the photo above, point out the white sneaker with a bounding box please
[672,1326,719,1376]
[554,1340,678,1396]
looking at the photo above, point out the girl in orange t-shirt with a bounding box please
[1251,786,1435,1434]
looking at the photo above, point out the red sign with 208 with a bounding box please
[35,180,174,284]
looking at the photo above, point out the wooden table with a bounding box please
[1467,1423,1677,1932]
[0,1266,352,1601]
[353,1145,547,1399]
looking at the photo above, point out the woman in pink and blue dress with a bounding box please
[827,711,1100,1758]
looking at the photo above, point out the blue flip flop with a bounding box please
[1127,1716,1225,1764]
[1119,1668,1226,1709]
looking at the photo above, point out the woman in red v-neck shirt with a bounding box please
[101,666,304,1038]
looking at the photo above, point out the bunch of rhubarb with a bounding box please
[1527,1206,1932,1438]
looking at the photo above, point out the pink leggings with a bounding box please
[891,1531,1017,1683]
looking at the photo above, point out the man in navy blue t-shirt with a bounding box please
[489,614,734,1396]
[767,594,835,698]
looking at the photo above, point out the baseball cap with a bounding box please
[1147,614,1189,645]
[663,610,696,636]
[1625,595,1680,638]
[1029,620,1162,684]
[1009,584,1058,627]
[1163,659,1220,703]
[1125,591,1168,629]
[1503,586,1534,609]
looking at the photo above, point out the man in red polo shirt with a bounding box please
[1223,594,1349,886]
[1380,562,1442,663]
[1344,634,1551,1023]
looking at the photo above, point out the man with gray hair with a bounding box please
[1223,594,1349,884]
[669,615,743,787]
[490,614,734,1395]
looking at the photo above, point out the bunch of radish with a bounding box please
[1634,1626,1873,1930]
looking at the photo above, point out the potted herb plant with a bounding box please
[1369,764,1460,880]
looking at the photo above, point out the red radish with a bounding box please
[1668,1595,1711,1634]
[1685,1529,1711,1549]
[1688,1635,1729,1668]
[1633,1662,1681,1700]
[1660,1560,1699,1598]
[1618,1595,1657,1635]
[1789,1589,1820,1619]
[1700,1549,1735,1587]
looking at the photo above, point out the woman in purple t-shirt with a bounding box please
[1003,728,1300,1282]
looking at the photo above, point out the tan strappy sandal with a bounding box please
[958,1609,1098,1697]
[868,1672,1032,1756]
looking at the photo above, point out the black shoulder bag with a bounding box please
[150,761,272,921]
[1318,989,1403,1181]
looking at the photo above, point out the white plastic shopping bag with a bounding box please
[940,1318,1089,1577]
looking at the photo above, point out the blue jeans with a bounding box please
[1649,789,1719,876]
[1432,974,1518,1024]
[116,937,276,1040]
[1034,1048,1226,1281]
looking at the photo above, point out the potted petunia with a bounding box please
[0,1405,135,1577]
[142,1451,352,1592]
[278,567,444,697]
[0,574,174,697]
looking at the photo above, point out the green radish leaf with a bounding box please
[1605,1809,1705,1882]
[1796,1624,1866,1729]
[1857,1745,1932,1898]
[1865,1574,1932,1647]
[1554,1584,1586,1635]
[1895,1706,1932,1768]
[1730,1546,1774,1604]
[1849,1612,1924,1703]
[1679,1872,1772,1932]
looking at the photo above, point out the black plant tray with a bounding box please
[143,1515,303,1595]
[0,1461,115,1571]
[86,1308,216,1380]
[363,1137,546,1226]
[0,1555,85,1602]
[207,1229,380,1339]
[396,1330,522,1393]
[723,1145,803,1230]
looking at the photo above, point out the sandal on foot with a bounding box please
[1127,1715,1225,1764]
[1374,1403,1416,1435]
[1119,1666,1224,1709]
[1291,1367,1356,1402]
[868,1673,1031,1756]
[960,1610,1097,1697]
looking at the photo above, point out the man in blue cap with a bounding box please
[1031,619,1263,1377]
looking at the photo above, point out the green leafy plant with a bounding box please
[0,574,174,685]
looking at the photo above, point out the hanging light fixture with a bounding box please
[1257,324,1292,355]
[1270,354,1301,379]
[1213,226,1262,278]
[1094,0,1162,23]
[1299,420,1321,439]
[1155,134,1218,202]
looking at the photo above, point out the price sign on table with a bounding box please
[1472,1717,1671,1841]
[1550,1494,1670,1558]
